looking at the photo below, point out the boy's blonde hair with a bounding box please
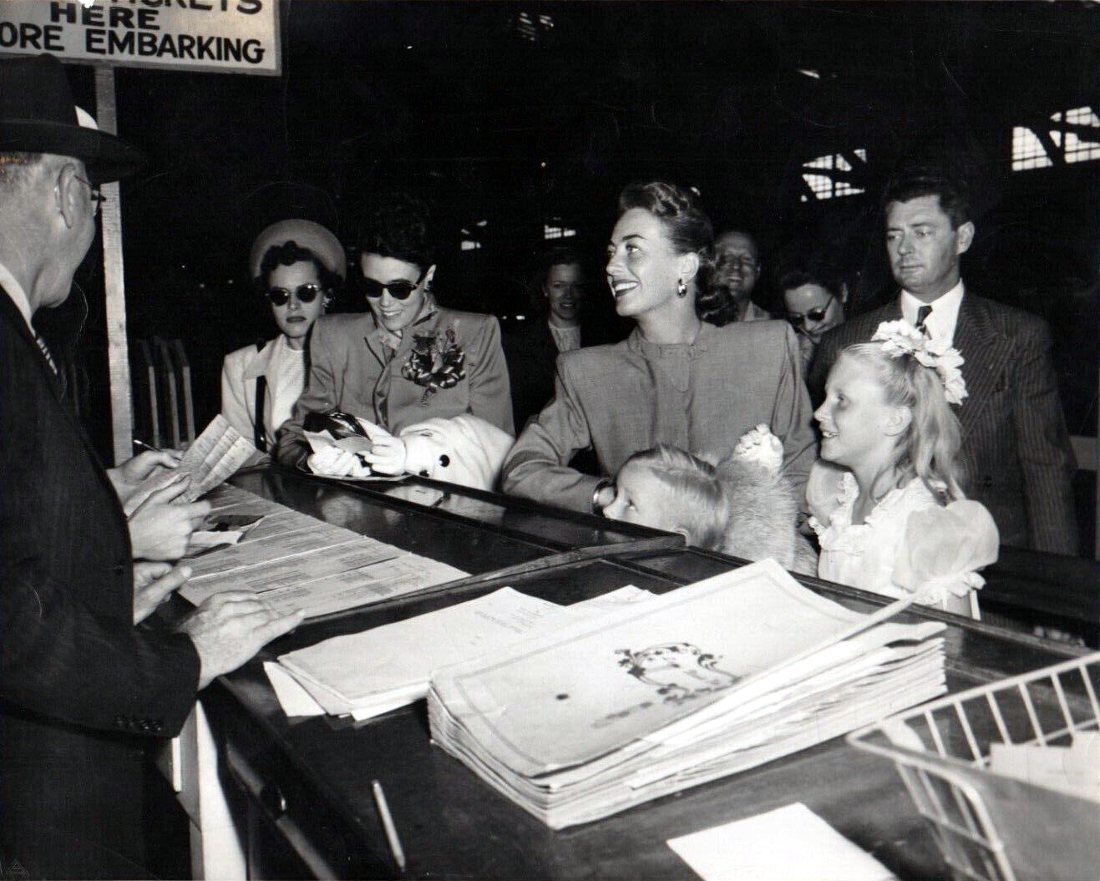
[839,343,965,501]
[621,445,729,549]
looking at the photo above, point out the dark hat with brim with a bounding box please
[0,54,146,182]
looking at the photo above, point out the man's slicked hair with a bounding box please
[881,166,972,229]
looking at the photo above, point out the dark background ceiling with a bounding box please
[54,0,1098,447]
[94,1,1099,292]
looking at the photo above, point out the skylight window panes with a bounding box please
[1015,107,1100,171]
[543,223,576,240]
[801,151,866,200]
[1013,126,1053,170]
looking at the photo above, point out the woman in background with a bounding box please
[221,219,345,452]
[503,244,623,431]
[778,260,848,376]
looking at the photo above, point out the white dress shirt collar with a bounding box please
[0,261,34,333]
[900,280,965,342]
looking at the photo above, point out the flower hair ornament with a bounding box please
[871,320,968,405]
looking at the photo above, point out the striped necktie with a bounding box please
[35,332,59,374]
[915,305,933,336]
[35,333,67,396]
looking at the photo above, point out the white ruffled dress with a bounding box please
[808,468,997,618]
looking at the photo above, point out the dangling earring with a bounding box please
[676,278,688,298]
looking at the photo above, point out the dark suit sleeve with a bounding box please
[0,309,199,738]
[0,564,199,736]
[1011,318,1078,554]
[807,327,841,407]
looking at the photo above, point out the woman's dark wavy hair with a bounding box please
[775,259,847,302]
[616,181,736,326]
[356,190,434,270]
[254,240,343,296]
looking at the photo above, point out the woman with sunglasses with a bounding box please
[501,180,816,514]
[275,193,514,485]
[220,219,345,452]
[778,260,849,376]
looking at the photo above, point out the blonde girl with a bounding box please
[808,321,998,616]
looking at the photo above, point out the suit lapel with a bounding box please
[954,295,1011,440]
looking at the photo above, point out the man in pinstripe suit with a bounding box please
[809,167,1078,555]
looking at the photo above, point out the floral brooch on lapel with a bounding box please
[401,327,466,403]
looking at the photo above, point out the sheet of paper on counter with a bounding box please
[666,802,896,881]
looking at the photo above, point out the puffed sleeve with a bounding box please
[892,500,1000,616]
[501,353,602,512]
[465,316,515,436]
[805,459,848,527]
[219,350,253,441]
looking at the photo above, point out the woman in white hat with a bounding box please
[220,219,346,451]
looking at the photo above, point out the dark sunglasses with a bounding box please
[265,284,324,307]
[359,269,427,301]
[786,296,835,328]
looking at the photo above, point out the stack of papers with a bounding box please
[427,559,946,829]
[274,586,655,720]
[179,485,468,619]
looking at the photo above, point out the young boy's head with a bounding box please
[603,445,729,549]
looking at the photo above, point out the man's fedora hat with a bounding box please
[0,53,146,182]
[250,219,347,282]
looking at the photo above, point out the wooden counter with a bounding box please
[192,467,1086,880]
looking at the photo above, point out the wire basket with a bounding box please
[848,651,1100,881]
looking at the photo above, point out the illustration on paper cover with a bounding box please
[616,643,740,704]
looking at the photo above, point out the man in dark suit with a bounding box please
[809,167,1077,554]
[0,54,303,878]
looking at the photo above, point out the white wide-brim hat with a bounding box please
[249,219,346,281]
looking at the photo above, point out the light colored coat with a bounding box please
[221,334,305,450]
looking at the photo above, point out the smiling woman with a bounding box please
[274,191,515,489]
[501,181,818,514]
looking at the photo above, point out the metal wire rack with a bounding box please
[848,652,1100,881]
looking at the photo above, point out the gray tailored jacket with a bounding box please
[502,319,817,512]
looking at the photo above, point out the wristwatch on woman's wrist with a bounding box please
[592,478,613,516]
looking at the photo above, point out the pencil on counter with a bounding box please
[371,778,406,874]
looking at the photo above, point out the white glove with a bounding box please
[732,424,783,473]
[307,446,371,478]
[355,419,408,476]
